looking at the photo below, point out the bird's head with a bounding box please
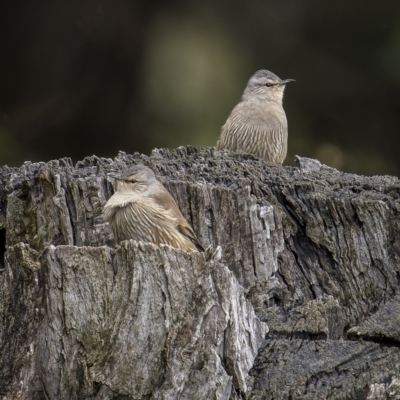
[109,164,156,193]
[242,69,294,103]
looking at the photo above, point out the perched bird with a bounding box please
[216,69,294,163]
[103,164,203,253]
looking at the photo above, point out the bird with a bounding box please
[103,164,203,253]
[216,69,294,164]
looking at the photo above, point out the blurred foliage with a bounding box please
[0,123,25,166]
[1,0,400,175]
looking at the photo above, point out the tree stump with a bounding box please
[1,147,400,399]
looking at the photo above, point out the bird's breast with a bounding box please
[234,99,287,128]
[217,99,288,163]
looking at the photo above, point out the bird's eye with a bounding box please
[265,83,273,87]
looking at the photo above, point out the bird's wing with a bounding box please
[150,185,204,252]
[176,220,204,252]
[142,200,202,252]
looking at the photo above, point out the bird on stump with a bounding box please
[103,164,203,253]
[216,69,294,164]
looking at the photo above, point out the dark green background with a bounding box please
[1,0,400,176]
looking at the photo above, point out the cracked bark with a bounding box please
[0,147,400,399]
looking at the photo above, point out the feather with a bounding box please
[103,165,203,253]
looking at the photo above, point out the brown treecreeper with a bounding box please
[103,164,203,252]
[216,69,294,163]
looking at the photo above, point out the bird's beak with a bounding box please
[108,173,123,181]
[279,79,295,85]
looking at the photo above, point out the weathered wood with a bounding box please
[0,147,400,399]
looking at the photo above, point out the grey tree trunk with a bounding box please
[0,147,400,399]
